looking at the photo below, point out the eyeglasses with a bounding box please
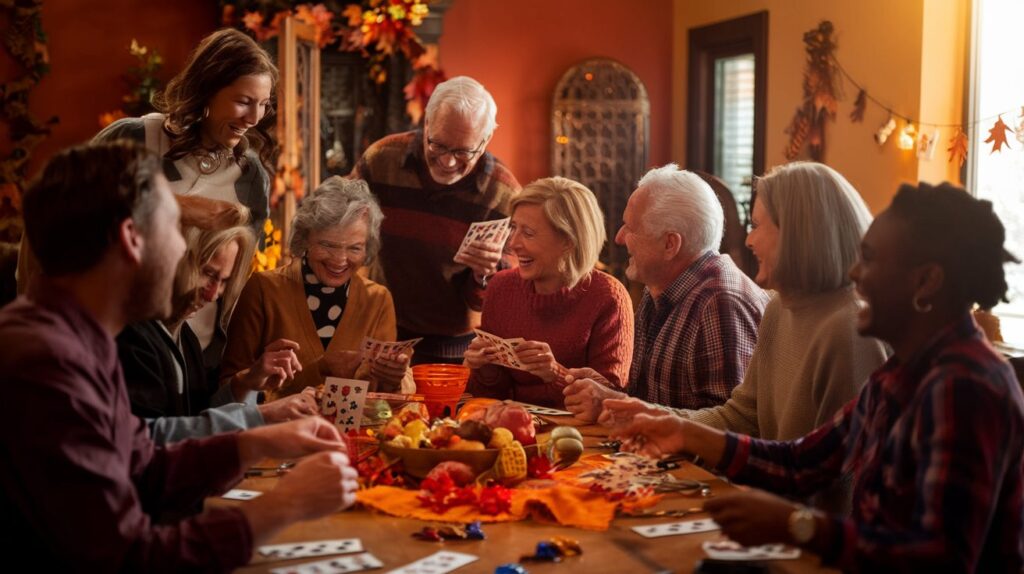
[426,137,485,162]
[312,240,366,259]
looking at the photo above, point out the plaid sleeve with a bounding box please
[690,293,761,408]
[831,372,1023,572]
[715,398,856,497]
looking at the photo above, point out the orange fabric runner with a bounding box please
[355,454,660,531]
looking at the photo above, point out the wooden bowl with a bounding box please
[380,441,539,478]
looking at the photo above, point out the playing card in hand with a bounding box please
[320,377,370,433]
[455,218,511,260]
[359,336,421,362]
[472,329,527,371]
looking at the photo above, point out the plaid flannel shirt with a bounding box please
[717,314,1024,572]
[627,252,769,409]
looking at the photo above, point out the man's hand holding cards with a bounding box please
[454,218,510,283]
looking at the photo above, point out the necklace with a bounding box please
[193,148,232,175]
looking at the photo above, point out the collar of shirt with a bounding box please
[874,312,979,405]
[29,280,120,375]
[647,251,717,313]
[401,129,497,193]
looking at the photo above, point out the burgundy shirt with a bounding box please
[0,284,253,572]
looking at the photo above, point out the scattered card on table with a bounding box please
[702,540,800,561]
[259,539,364,560]
[269,552,383,574]
[472,329,527,371]
[632,518,721,538]
[320,377,370,433]
[386,550,477,574]
[221,489,262,501]
[456,218,511,260]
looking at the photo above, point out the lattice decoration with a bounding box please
[552,59,649,282]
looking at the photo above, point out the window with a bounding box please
[687,11,767,217]
[714,54,756,201]
[970,0,1024,348]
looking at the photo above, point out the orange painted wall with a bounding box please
[439,0,674,185]
[673,0,967,213]
[24,0,217,176]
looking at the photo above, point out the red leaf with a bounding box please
[984,116,1012,153]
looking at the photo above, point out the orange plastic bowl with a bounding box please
[411,364,470,418]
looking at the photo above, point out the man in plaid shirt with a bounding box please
[564,165,769,415]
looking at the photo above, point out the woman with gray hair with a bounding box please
[220,176,414,399]
[601,162,889,511]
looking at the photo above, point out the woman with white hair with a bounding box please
[602,161,889,509]
[220,176,414,400]
[465,177,634,408]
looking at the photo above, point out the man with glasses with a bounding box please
[351,76,520,364]
[562,165,769,417]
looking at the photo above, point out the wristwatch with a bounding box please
[788,505,816,544]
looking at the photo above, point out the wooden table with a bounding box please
[219,417,838,574]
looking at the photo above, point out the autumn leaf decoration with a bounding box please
[784,21,841,161]
[947,128,968,167]
[984,115,1013,153]
[850,89,867,123]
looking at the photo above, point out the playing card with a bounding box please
[512,401,572,416]
[320,377,370,433]
[221,489,262,501]
[269,552,383,574]
[385,551,477,574]
[259,539,364,560]
[455,218,511,260]
[631,518,721,538]
[359,336,422,362]
[472,329,527,371]
[702,540,800,561]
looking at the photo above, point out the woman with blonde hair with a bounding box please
[465,176,634,407]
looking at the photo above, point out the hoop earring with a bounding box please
[202,106,210,119]
[913,295,933,313]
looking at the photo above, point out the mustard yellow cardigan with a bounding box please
[220,259,413,400]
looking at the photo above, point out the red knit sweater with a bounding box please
[467,268,634,408]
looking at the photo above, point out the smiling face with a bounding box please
[200,73,273,150]
[848,211,917,343]
[307,219,369,288]
[508,203,571,294]
[188,240,240,318]
[745,199,781,289]
[615,190,661,285]
[133,175,187,322]
[422,107,490,186]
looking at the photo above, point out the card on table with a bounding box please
[702,540,800,561]
[359,336,422,362]
[221,488,262,501]
[632,518,721,538]
[456,218,511,259]
[472,329,527,371]
[259,539,364,560]
[385,550,478,574]
[320,377,370,433]
[513,401,573,417]
[269,552,383,574]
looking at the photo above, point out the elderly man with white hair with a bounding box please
[351,76,520,364]
[563,164,769,417]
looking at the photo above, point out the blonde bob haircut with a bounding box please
[755,161,872,296]
[510,176,606,289]
[172,218,256,329]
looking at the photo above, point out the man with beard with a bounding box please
[0,141,359,571]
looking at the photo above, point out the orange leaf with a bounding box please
[984,115,1012,153]
[947,128,968,167]
[850,89,866,123]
